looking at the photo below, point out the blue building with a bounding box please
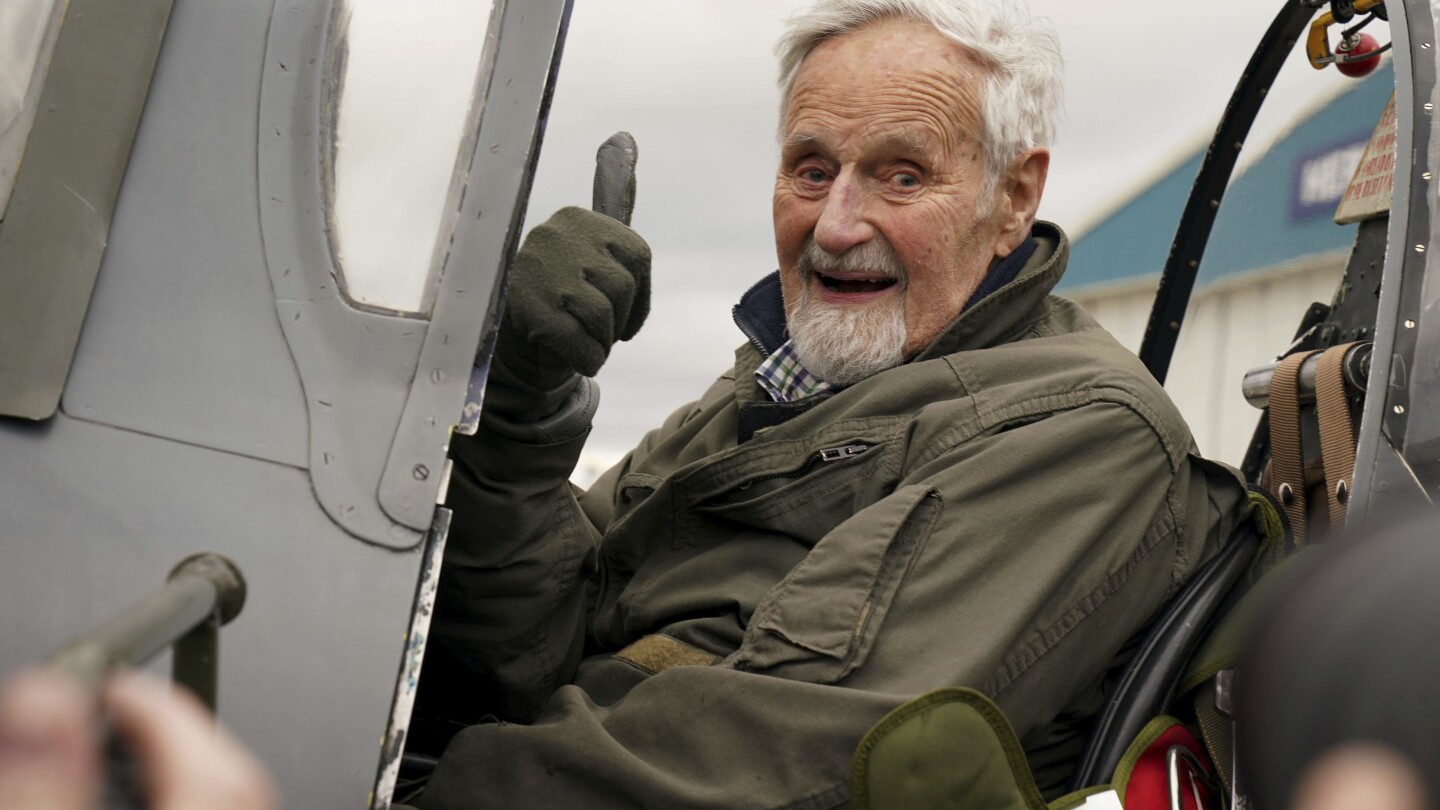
[1063,64,1393,463]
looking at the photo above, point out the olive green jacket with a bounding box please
[418,223,1248,809]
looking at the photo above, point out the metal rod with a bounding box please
[1242,343,1371,409]
[46,553,246,701]
[1243,353,1323,409]
[173,615,220,711]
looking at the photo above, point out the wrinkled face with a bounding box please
[774,17,1006,381]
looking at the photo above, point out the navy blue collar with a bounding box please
[731,232,1038,357]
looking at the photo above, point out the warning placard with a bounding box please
[1335,92,1397,224]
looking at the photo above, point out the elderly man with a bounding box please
[413,0,1248,806]
[0,0,1246,807]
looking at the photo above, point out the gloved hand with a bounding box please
[483,133,650,423]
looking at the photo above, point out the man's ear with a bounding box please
[991,148,1049,258]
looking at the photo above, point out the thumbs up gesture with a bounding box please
[483,133,650,422]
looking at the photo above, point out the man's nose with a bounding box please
[813,168,875,255]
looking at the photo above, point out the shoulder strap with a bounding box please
[1267,351,1316,543]
[1314,343,1359,530]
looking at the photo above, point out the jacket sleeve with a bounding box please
[417,398,1248,808]
[417,378,707,725]
[416,379,606,725]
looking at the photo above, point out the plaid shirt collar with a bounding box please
[754,339,837,403]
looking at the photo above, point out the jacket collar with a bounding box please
[915,221,1067,360]
[731,221,1068,361]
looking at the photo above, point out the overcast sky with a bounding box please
[521,1,1358,475]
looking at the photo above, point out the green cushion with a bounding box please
[851,688,1048,810]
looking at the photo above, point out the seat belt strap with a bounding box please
[1315,343,1359,531]
[1268,351,1314,543]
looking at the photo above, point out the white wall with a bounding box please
[1067,254,1346,466]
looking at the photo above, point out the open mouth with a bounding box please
[816,272,898,294]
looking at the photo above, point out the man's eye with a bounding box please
[891,172,920,189]
[799,168,829,184]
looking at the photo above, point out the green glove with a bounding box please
[484,133,650,422]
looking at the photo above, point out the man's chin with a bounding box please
[789,310,907,387]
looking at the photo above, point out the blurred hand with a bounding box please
[0,670,98,809]
[0,669,275,810]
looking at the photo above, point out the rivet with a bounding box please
[1417,244,1427,253]
[1406,319,1417,328]
[1169,321,1181,330]
[1278,483,1294,504]
[1395,404,1407,414]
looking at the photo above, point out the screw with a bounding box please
[413,464,430,481]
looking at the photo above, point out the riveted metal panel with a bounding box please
[0,0,175,419]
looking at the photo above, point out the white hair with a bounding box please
[776,0,1064,199]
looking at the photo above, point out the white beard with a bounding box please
[786,236,908,387]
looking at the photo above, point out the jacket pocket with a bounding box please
[726,484,943,684]
[614,471,665,512]
[688,439,899,545]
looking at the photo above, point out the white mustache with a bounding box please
[798,236,907,281]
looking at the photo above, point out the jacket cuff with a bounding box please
[481,376,600,445]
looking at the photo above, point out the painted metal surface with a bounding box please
[258,0,431,548]
[377,0,574,530]
[0,0,176,420]
[0,0,572,805]
[1351,0,1440,521]
[370,510,450,809]
[1,415,420,806]
[46,553,245,712]
[62,0,310,470]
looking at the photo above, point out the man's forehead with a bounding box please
[781,129,941,158]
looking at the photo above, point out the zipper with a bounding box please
[732,307,770,356]
[736,443,871,490]
[817,444,870,462]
